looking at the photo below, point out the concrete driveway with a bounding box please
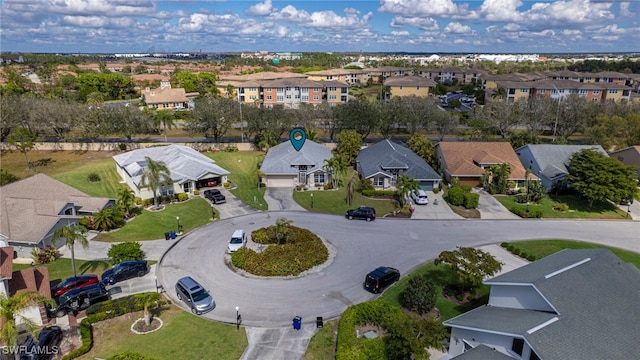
[474,188,521,219]
[264,188,306,211]
[410,191,463,220]
[202,187,258,219]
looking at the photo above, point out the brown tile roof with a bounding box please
[437,142,532,180]
[0,174,112,244]
[9,266,51,298]
[384,76,437,87]
[131,74,170,82]
[141,86,189,104]
[0,246,13,279]
[218,71,307,82]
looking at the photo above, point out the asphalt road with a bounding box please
[157,211,640,328]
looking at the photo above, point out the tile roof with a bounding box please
[437,142,531,180]
[384,76,437,87]
[450,344,515,360]
[0,174,113,244]
[451,249,640,360]
[0,246,13,279]
[260,140,332,175]
[357,140,441,181]
[141,86,189,104]
[112,145,229,187]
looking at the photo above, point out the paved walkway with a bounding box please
[474,189,521,219]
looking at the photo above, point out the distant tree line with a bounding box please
[567,59,640,74]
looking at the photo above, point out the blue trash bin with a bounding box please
[170,231,176,239]
[292,316,302,330]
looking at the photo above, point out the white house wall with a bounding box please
[488,285,555,312]
[16,306,43,327]
[449,328,512,357]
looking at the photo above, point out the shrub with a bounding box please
[357,178,374,192]
[108,352,159,360]
[224,182,231,188]
[87,173,101,182]
[520,252,529,259]
[323,183,333,190]
[78,216,95,230]
[554,203,569,212]
[118,143,127,151]
[529,210,543,218]
[224,145,239,152]
[361,189,396,197]
[31,245,60,264]
[433,187,440,194]
[193,189,199,196]
[177,193,189,202]
[463,192,479,209]
[142,198,153,207]
[515,194,529,204]
[527,254,537,261]
[295,185,302,191]
[107,242,145,264]
[446,186,466,206]
[401,275,437,315]
[134,197,142,205]
[500,242,509,249]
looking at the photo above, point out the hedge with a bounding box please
[361,189,396,197]
[463,192,479,209]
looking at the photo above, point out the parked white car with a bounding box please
[411,190,429,205]
[227,229,247,253]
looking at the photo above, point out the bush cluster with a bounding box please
[323,183,333,190]
[401,275,437,315]
[31,245,60,264]
[446,185,478,209]
[87,173,101,182]
[107,242,146,264]
[231,226,328,276]
[224,145,239,152]
[361,189,396,197]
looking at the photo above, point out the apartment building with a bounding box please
[236,78,348,109]
[305,68,370,85]
[417,68,481,84]
[384,76,437,98]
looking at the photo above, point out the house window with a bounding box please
[266,88,272,92]
[159,184,174,197]
[314,87,319,92]
[313,95,319,100]
[249,95,257,100]
[329,87,337,91]
[314,173,325,184]
[302,87,308,93]
[277,95,284,102]
[416,86,420,90]
[539,89,545,94]
[609,89,618,94]
[277,88,283,93]
[593,90,599,94]
[511,338,524,356]
[183,182,190,193]
[400,86,403,90]
[249,87,257,91]
[579,89,587,95]
[301,95,308,101]
[520,88,529,93]
[267,95,272,100]
[329,95,336,100]
[374,177,384,187]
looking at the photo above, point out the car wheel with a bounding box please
[137,270,145,277]
[366,217,372,222]
[56,309,67,318]
[348,215,353,220]
[191,307,197,314]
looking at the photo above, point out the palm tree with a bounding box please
[117,186,136,218]
[396,174,419,206]
[92,206,123,231]
[52,224,89,278]
[153,110,175,143]
[0,292,55,360]
[138,293,159,326]
[324,155,348,189]
[275,217,293,245]
[139,157,172,210]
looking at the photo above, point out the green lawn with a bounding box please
[207,151,268,210]
[504,239,640,268]
[12,258,109,284]
[495,194,629,219]
[79,306,247,360]
[303,319,339,360]
[51,158,123,198]
[94,198,214,241]
[293,188,398,216]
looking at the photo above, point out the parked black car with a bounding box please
[50,274,99,298]
[47,283,109,317]
[364,266,400,293]
[101,260,149,285]
[204,189,226,204]
[346,206,376,221]
[19,325,63,360]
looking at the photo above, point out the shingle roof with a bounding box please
[112,145,229,187]
[357,140,441,181]
[437,142,531,180]
[260,140,332,175]
[450,249,640,360]
[516,144,607,179]
[0,174,112,244]
[450,344,519,360]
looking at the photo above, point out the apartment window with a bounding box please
[301,95,308,101]
[277,95,284,102]
[266,87,272,92]
[302,87,308,93]
[266,95,272,100]
[551,89,557,94]
[591,98,598,102]
[277,88,284,93]
[520,88,529,93]
[579,89,587,95]
[374,177,384,187]
[609,89,618,94]
[314,87,320,92]
[313,95,319,100]
[400,86,403,90]
[249,95,257,100]
[593,89,600,94]
[329,87,337,91]
[286,94,291,99]
[416,86,420,90]
[539,89,546,94]
[152,104,158,108]
[294,94,300,99]
[511,338,524,356]
[329,95,337,100]
[585,77,592,81]
[249,87,257,92]
[163,103,169,108]
[314,173,325,184]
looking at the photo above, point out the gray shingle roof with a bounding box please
[450,249,640,360]
[445,306,557,336]
[356,139,441,181]
[112,145,229,186]
[260,140,332,175]
[516,144,607,179]
[451,344,516,360]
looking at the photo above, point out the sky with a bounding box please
[0,0,639,54]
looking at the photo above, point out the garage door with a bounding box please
[419,181,434,191]
[267,175,295,187]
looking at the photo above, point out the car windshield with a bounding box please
[56,293,69,304]
[192,288,209,302]
[230,237,243,244]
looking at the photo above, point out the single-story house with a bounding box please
[435,142,535,188]
[356,139,441,191]
[444,248,640,359]
[0,174,114,249]
[1,244,52,326]
[515,144,608,191]
[609,145,640,180]
[260,140,332,188]
[113,145,229,200]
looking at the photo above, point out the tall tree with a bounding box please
[378,97,404,138]
[475,101,520,139]
[139,157,172,209]
[335,130,362,166]
[186,96,237,143]
[103,106,152,142]
[52,224,90,278]
[432,110,459,141]
[435,247,502,289]
[152,110,176,143]
[1,292,54,360]
[335,97,378,140]
[6,127,36,169]
[406,134,434,165]
[396,174,419,206]
[324,154,348,189]
[401,96,430,134]
[117,186,136,217]
[568,148,637,207]
[484,163,511,194]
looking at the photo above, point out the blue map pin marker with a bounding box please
[289,128,306,152]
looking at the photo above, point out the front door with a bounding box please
[298,171,307,185]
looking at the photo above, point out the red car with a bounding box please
[51,275,99,298]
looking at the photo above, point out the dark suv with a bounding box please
[47,283,109,317]
[51,274,99,298]
[346,206,376,221]
[364,266,400,293]
[204,189,226,204]
[101,260,149,285]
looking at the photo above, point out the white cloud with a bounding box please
[525,0,614,27]
[391,30,410,36]
[504,23,520,31]
[267,5,372,31]
[245,0,273,17]
[444,22,473,34]
[390,16,439,31]
[479,0,523,22]
[378,0,461,17]
[619,2,633,17]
